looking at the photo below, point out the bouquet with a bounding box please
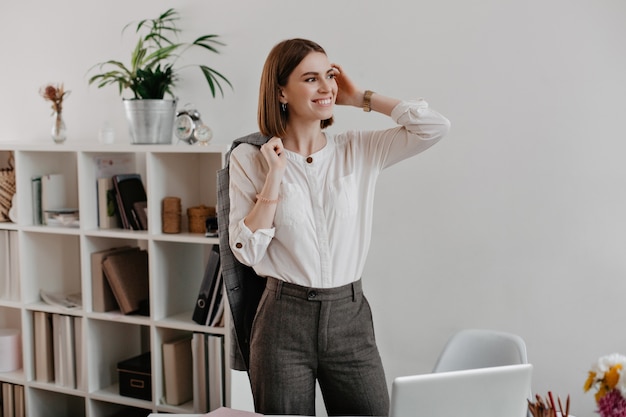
[40,83,69,115]
[584,353,626,417]
[40,83,70,141]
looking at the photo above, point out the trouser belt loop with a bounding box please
[275,279,283,300]
[352,282,357,302]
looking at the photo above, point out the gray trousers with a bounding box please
[249,277,390,416]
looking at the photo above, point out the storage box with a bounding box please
[117,352,152,401]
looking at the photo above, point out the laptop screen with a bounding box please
[389,364,533,417]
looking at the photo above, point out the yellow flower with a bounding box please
[585,371,597,392]
[586,354,626,405]
[606,364,623,390]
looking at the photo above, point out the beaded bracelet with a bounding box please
[256,194,280,204]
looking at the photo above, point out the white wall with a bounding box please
[2,0,626,415]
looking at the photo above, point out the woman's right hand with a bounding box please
[243,136,285,232]
[261,136,287,176]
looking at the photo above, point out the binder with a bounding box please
[192,245,221,325]
[207,268,224,326]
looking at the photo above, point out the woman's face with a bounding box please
[280,51,337,124]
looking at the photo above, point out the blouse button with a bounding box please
[235,242,243,249]
[306,156,313,164]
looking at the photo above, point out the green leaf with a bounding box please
[87,8,232,100]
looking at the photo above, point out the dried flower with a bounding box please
[40,83,70,114]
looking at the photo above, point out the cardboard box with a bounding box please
[117,352,151,401]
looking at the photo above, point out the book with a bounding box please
[111,174,147,230]
[2,382,14,417]
[33,311,55,382]
[52,314,76,388]
[207,334,226,411]
[162,336,193,406]
[192,332,208,413]
[74,316,85,391]
[90,246,139,312]
[94,155,134,229]
[0,230,20,301]
[13,384,25,417]
[132,201,148,230]
[31,176,42,225]
[96,177,119,229]
[192,245,221,325]
[0,230,9,300]
[192,333,226,412]
[102,249,149,315]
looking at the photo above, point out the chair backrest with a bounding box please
[432,328,528,373]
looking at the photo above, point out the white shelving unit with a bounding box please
[0,143,230,416]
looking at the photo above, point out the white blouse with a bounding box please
[228,99,450,288]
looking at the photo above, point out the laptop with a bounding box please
[389,363,533,417]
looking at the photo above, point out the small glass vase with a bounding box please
[51,112,66,144]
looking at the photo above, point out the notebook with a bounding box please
[389,363,533,417]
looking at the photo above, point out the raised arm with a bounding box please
[332,63,400,116]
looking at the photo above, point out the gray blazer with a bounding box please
[217,132,270,371]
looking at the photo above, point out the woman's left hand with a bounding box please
[332,63,363,108]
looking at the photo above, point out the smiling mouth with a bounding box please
[314,98,333,105]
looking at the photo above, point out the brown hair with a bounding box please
[258,38,334,137]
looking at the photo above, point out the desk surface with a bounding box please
[148,407,259,417]
[147,407,373,417]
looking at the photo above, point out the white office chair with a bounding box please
[432,328,528,373]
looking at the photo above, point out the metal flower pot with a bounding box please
[123,99,177,144]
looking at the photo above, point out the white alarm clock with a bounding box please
[174,109,213,145]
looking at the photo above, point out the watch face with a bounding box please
[194,124,213,144]
[174,114,194,141]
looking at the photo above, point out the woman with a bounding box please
[227,38,450,415]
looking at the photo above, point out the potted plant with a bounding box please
[88,8,232,144]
